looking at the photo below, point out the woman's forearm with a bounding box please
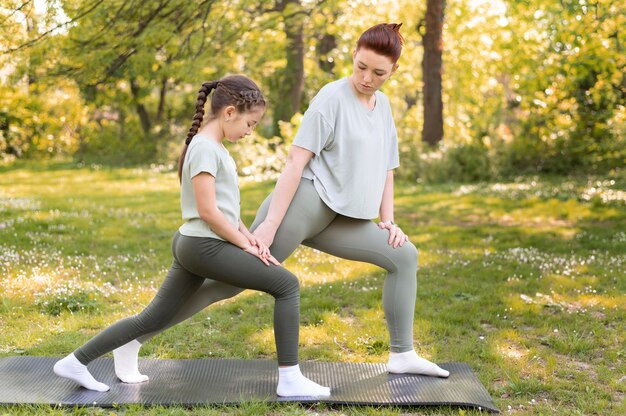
[264,146,312,229]
[379,170,395,222]
[264,164,302,227]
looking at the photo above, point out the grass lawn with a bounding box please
[1,162,625,415]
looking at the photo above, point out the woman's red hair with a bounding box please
[356,23,404,63]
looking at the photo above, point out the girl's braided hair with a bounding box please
[178,75,266,181]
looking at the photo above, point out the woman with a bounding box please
[115,23,449,381]
[53,75,330,397]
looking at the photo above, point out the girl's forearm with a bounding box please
[200,209,250,248]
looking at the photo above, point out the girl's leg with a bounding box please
[304,216,448,377]
[172,235,329,396]
[113,279,242,383]
[116,179,334,386]
[54,256,206,391]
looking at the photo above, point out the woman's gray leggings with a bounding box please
[73,232,300,366]
[137,179,419,353]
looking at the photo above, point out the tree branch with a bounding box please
[0,0,105,54]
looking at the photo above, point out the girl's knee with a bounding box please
[273,269,300,298]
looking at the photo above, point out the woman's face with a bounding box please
[351,48,398,95]
[223,105,265,142]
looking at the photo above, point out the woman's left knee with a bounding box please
[394,241,418,270]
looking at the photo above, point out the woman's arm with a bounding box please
[379,170,395,223]
[377,170,408,248]
[253,145,314,246]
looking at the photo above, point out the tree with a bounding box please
[420,0,446,147]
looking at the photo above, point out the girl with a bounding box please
[116,23,449,380]
[53,75,331,397]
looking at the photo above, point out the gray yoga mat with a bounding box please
[0,357,498,412]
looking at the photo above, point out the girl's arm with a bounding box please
[253,145,314,246]
[378,170,408,248]
[239,219,253,240]
[193,172,250,248]
[194,173,278,265]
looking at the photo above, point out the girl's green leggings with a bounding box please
[74,231,301,366]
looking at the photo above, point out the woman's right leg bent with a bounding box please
[251,178,336,261]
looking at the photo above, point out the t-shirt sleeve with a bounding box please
[292,110,334,156]
[387,117,400,170]
[188,141,220,179]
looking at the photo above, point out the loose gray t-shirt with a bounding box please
[293,77,400,219]
[178,136,240,239]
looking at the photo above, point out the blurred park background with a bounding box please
[1,1,626,415]
[1,0,624,180]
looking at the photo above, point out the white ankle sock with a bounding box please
[276,364,331,397]
[53,353,110,392]
[387,350,449,378]
[113,340,149,384]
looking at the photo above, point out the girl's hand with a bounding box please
[242,243,280,266]
[252,220,277,248]
[248,235,275,262]
[378,221,408,248]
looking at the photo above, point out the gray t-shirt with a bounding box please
[178,136,240,239]
[293,77,400,219]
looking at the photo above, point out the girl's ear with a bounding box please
[223,105,237,120]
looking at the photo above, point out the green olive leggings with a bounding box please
[136,178,419,353]
[73,232,300,366]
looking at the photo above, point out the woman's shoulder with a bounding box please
[307,78,349,114]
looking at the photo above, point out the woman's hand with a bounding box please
[242,242,280,266]
[378,221,408,248]
[252,220,278,248]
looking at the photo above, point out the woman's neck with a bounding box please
[348,75,376,110]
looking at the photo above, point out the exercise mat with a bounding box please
[0,357,498,412]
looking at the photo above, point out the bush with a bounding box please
[34,284,102,316]
[401,142,492,183]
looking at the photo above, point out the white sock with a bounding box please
[276,364,331,397]
[113,339,149,384]
[53,353,110,392]
[387,350,450,378]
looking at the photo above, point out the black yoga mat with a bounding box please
[0,357,498,412]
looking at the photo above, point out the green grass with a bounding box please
[1,162,625,415]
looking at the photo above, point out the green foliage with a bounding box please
[0,81,86,161]
[34,284,101,316]
[1,0,624,176]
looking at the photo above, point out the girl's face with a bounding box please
[223,105,265,142]
[351,48,398,95]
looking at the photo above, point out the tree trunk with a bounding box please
[272,0,305,136]
[422,0,445,147]
[130,78,152,137]
[156,77,168,124]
